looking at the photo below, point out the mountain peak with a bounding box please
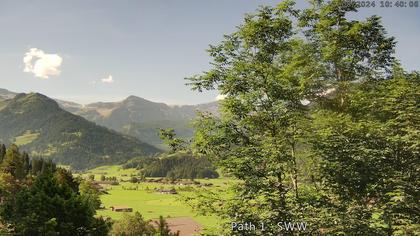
[124,95,148,102]
[0,88,14,93]
[126,95,139,100]
[19,92,56,103]
[122,95,160,107]
[7,92,60,111]
[0,92,160,169]
[0,88,18,100]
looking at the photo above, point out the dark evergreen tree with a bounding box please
[0,171,100,236]
[40,159,56,174]
[31,157,43,175]
[0,143,6,162]
[1,144,25,180]
[22,152,30,176]
[54,168,79,193]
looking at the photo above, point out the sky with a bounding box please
[0,1,419,105]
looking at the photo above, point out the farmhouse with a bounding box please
[157,189,178,194]
[110,206,133,212]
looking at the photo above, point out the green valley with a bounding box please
[80,165,228,234]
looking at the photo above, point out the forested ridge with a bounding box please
[0,93,160,169]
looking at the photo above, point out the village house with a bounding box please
[110,206,133,212]
[156,189,178,195]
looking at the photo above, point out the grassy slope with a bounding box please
[13,130,40,145]
[81,165,234,233]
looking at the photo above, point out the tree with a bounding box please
[0,144,6,162]
[54,168,79,193]
[79,180,101,212]
[22,152,30,176]
[110,212,179,236]
[31,157,43,175]
[130,176,139,183]
[88,174,95,181]
[311,69,419,235]
[0,171,99,235]
[1,144,25,180]
[110,212,156,236]
[188,3,317,233]
[158,128,187,153]
[299,0,395,110]
[186,0,397,234]
[40,159,56,175]
[156,216,180,236]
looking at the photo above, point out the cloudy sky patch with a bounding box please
[23,48,63,79]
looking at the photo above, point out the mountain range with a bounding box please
[60,95,218,149]
[0,88,218,169]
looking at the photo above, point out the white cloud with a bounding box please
[216,94,227,101]
[101,75,114,84]
[23,48,63,79]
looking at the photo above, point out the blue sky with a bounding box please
[0,1,419,105]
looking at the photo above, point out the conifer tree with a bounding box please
[1,144,25,180]
[0,144,6,162]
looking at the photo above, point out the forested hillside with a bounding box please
[123,152,219,179]
[0,93,160,169]
[1,89,219,149]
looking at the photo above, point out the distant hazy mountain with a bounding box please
[0,88,17,100]
[60,96,219,149]
[0,93,160,169]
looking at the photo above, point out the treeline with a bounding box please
[0,143,55,178]
[123,152,219,179]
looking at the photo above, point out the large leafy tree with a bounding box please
[299,0,395,110]
[187,0,396,235]
[311,69,419,235]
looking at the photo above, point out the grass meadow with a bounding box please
[80,165,234,233]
